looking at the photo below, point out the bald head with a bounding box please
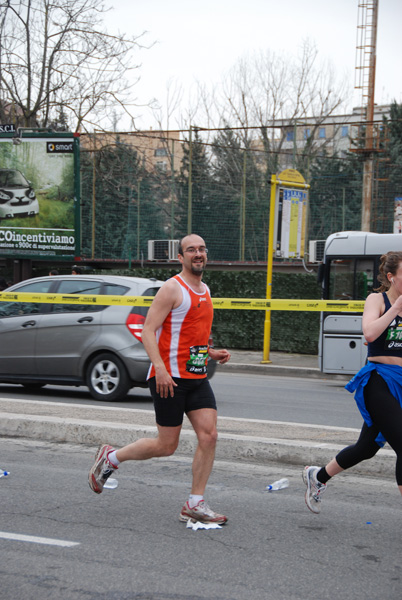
[178,234,206,255]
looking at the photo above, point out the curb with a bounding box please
[0,412,394,479]
[219,362,350,381]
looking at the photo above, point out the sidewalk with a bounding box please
[222,349,347,380]
[0,351,395,478]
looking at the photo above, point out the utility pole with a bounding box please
[187,126,193,235]
[355,0,379,231]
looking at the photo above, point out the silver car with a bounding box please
[0,168,39,219]
[0,274,216,401]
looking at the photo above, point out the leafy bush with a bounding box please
[104,267,321,354]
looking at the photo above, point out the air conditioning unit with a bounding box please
[309,240,326,263]
[148,240,180,261]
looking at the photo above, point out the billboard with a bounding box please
[273,170,308,259]
[0,131,80,260]
[394,197,402,234]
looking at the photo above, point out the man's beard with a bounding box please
[191,262,205,275]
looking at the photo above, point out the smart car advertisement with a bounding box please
[0,131,80,260]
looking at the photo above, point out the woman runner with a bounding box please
[303,250,402,513]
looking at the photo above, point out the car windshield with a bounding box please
[0,170,29,187]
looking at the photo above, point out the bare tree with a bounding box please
[150,77,184,133]
[185,39,351,173]
[0,0,147,132]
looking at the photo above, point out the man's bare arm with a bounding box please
[142,279,181,398]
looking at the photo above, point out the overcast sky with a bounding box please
[107,0,402,129]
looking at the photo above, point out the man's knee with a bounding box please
[157,439,179,456]
[197,428,218,448]
[155,423,182,457]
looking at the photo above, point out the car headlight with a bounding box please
[0,190,11,203]
[26,189,36,200]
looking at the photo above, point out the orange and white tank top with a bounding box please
[148,274,214,379]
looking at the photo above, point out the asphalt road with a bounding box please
[0,438,400,600]
[0,371,363,430]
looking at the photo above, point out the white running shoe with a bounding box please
[179,500,227,525]
[302,466,327,514]
[88,444,118,494]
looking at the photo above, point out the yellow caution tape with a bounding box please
[212,298,365,312]
[0,291,365,312]
[0,292,154,307]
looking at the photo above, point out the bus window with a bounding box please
[329,259,355,300]
[356,259,375,299]
[328,258,375,300]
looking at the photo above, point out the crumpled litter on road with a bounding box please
[185,518,222,530]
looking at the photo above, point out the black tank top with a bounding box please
[367,292,402,358]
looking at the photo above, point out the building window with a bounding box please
[154,148,168,157]
[303,128,311,139]
[286,130,294,142]
[319,127,326,139]
[341,125,349,138]
[156,160,167,172]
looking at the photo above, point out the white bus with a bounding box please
[318,231,402,374]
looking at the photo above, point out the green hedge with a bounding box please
[104,267,322,354]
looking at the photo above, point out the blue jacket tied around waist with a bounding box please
[345,362,402,447]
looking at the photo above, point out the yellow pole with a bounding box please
[262,174,277,363]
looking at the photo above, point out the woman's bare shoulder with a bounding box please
[365,292,384,304]
[364,292,385,314]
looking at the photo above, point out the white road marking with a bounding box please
[0,531,79,547]
[0,396,151,414]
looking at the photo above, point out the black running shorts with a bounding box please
[148,377,217,427]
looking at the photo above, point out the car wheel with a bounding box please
[86,353,130,401]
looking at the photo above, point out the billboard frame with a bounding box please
[262,169,310,363]
[0,130,80,262]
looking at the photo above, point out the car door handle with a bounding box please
[22,320,36,327]
[78,316,94,323]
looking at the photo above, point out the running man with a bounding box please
[88,234,231,524]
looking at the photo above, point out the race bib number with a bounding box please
[186,345,208,375]
[385,321,402,350]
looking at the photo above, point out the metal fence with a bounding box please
[79,129,396,263]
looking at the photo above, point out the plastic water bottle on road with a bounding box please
[104,478,118,489]
[265,478,289,491]
[0,469,10,479]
